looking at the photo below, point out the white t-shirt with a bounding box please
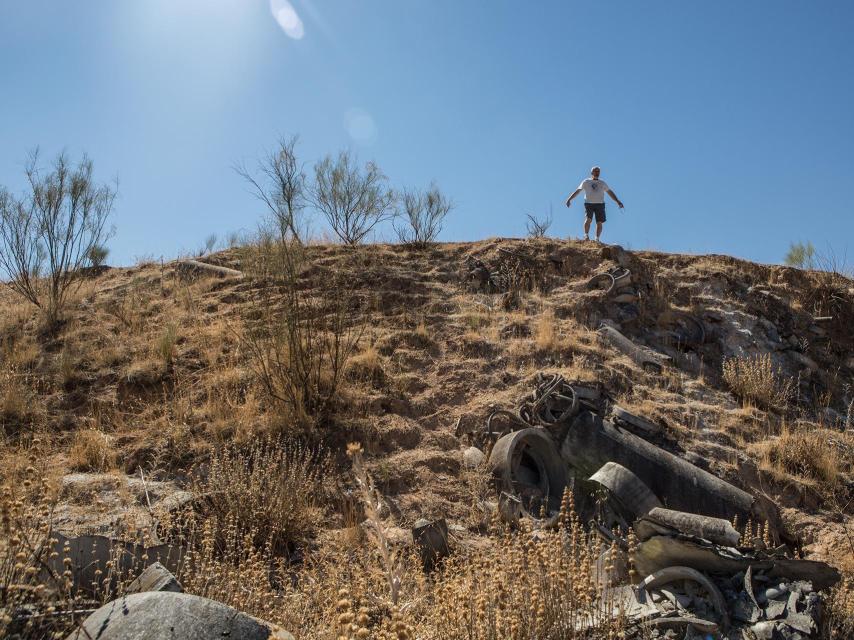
[578,178,610,204]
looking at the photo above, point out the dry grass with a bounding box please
[193,439,331,555]
[69,429,116,472]
[534,309,558,351]
[347,344,385,387]
[722,353,795,410]
[756,425,851,491]
[172,458,625,640]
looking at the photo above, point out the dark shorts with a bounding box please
[584,202,606,223]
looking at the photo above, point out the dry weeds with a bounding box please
[722,353,795,410]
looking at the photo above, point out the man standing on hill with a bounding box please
[565,166,624,242]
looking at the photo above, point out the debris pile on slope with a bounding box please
[472,373,840,638]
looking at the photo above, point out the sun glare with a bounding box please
[270,0,304,39]
[345,108,378,144]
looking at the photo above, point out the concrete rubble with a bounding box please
[478,373,841,638]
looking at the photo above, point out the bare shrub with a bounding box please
[534,309,558,351]
[785,241,816,270]
[526,207,553,238]
[87,243,109,268]
[311,150,395,245]
[0,149,116,326]
[235,136,306,243]
[192,438,330,554]
[241,236,362,426]
[394,183,453,246]
[1,367,43,437]
[429,524,622,638]
[722,353,794,410]
[198,233,217,256]
[1,466,70,638]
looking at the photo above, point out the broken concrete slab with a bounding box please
[637,508,740,547]
[610,405,662,436]
[765,597,787,620]
[634,535,841,591]
[126,562,182,594]
[412,518,450,571]
[561,411,755,521]
[66,591,293,640]
[588,462,662,521]
[41,533,183,596]
[598,323,671,374]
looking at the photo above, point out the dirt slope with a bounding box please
[1,237,852,568]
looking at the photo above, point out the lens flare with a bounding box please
[345,108,378,144]
[270,0,304,39]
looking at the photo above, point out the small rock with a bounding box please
[765,598,787,620]
[763,583,789,601]
[749,621,776,640]
[462,446,485,469]
[732,596,762,623]
[412,518,450,571]
[782,611,816,635]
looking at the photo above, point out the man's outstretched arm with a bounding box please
[606,189,624,208]
[565,189,582,207]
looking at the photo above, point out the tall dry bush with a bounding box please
[0,149,115,327]
[235,135,307,244]
[311,150,395,245]
[722,353,794,410]
[192,438,331,555]
[394,183,453,247]
[241,235,362,427]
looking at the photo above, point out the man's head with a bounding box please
[591,166,601,178]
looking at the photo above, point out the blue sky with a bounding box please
[1,1,852,265]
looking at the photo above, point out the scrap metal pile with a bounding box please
[469,374,841,639]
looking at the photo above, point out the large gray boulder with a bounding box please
[66,591,293,640]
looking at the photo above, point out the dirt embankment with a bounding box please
[1,237,852,566]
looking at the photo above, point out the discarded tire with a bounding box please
[638,565,730,632]
[489,428,566,523]
[587,267,631,294]
[66,591,294,640]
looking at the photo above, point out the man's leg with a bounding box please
[595,205,606,241]
[583,216,592,239]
